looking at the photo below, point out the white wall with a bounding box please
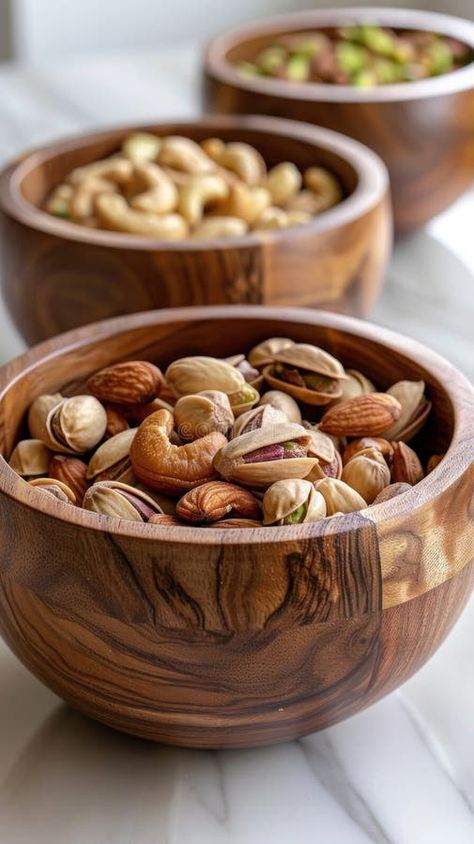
[9,0,474,61]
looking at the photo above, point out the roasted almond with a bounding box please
[319,393,402,437]
[48,455,88,505]
[87,361,163,405]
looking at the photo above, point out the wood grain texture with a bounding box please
[203,8,474,235]
[0,116,390,345]
[0,306,472,748]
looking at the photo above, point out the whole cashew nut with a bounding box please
[45,184,74,218]
[69,177,118,222]
[265,162,302,205]
[214,142,267,186]
[128,162,178,214]
[178,174,229,225]
[95,194,188,239]
[68,157,133,187]
[304,166,343,211]
[252,207,289,230]
[285,190,327,215]
[158,136,216,174]
[121,132,161,163]
[218,182,271,224]
[191,216,248,239]
[129,408,228,494]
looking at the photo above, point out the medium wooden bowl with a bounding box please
[0,306,472,748]
[203,8,474,234]
[0,116,390,346]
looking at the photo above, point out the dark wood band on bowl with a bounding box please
[0,306,472,747]
[0,116,390,345]
[203,8,474,234]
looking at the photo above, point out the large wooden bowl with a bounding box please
[0,116,390,346]
[0,306,472,748]
[203,8,474,234]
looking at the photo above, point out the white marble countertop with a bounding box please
[0,44,473,844]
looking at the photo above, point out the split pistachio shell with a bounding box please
[86,428,137,482]
[258,390,302,423]
[8,439,51,476]
[383,381,430,441]
[263,343,347,405]
[28,393,64,447]
[48,395,107,453]
[315,477,367,515]
[214,422,318,487]
[29,477,76,504]
[273,343,346,379]
[341,448,391,504]
[83,480,164,522]
[228,383,260,417]
[232,404,288,438]
[305,426,336,464]
[263,364,343,406]
[174,391,233,440]
[248,337,294,368]
[338,369,376,401]
[165,356,245,397]
[262,478,327,525]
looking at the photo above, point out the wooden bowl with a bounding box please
[0,116,390,346]
[0,305,472,749]
[203,8,474,234]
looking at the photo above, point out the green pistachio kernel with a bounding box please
[352,68,379,87]
[286,54,311,82]
[283,503,307,524]
[257,46,287,75]
[426,40,453,75]
[238,62,260,77]
[359,25,396,57]
[335,42,369,74]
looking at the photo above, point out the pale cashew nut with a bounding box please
[216,142,266,186]
[95,194,188,239]
[201,137,226,161]
[304,167,343,211]
[286,210,313,227]
[121,132,161,163]
[285,190,327,215]
[252,207,289,230]
[178,174,229,225]
[158,136,216,173]
[265,162,302,205]
[219,183,271,224]
[191,216,248,239]
[44,184,74,218]
[69,177,118,222]
[129,408,228,494]
[68,156,133,187]
[128,162,178,214]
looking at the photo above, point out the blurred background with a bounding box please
[0,0,472,61]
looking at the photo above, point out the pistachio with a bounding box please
[341,448,391,504]
[338,369,376,401]
[228,382,260,417]
[391,441,424,485]
[248,337,294,369]
[86,428,137,483]
[231,403,288,438]
[166,356,245,397]
[29,477,76,504]
[176,480,261,524]
[258,389,302,423]
[9,439,51,477]
[214,422,318,488]
[342,437,393,465]
[263,342,346,405]
[262,478,326,525]
[83,480,163,522]
[315,477,367,515]
[28,393,64,447]
[48,395,107,453]
[373,482,412,505]
[49,455,88,505]
[383,381,430,442]
[174,391,233,441]
[225,354,263,389]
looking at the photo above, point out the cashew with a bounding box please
[69,177,118,222]
[252,207,289,230]
[121,132,161,163]
[95,194,188,239]
[44,184,74,218]
[286,210,313,227]
[201,137,226,161]
[265,162,302,205]
[68,156,133,187]
[191,216,248,239]
[158,136,216,174]
[217,183,271,224]
[304,167,343,211]
[128,162,178,214]
[178,174,229,225]
[285,190,327,215]
[216,142,266,186]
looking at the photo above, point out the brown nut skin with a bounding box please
[49,455,88,505]
[373,482,412,505]
[105,405,129,438]
[319,394,402,437]
[129,409,228,494]
[87,361,163,405]
[176,481,261,524]
[391,442,424,485]
[427,453,445,473]
[343,437,394,466]
[207,518,263,529]
[148,514,186,526]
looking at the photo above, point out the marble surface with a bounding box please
[0,44,473,844]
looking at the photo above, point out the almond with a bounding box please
[87,361,163,405]
[49,455,88,505]
[105,405,129,438]
[391,442,424,485]
[319,393,402,437]
[176,480,261,524]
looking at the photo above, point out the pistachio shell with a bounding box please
[341,449,390,504]
[48,395,107,453]
[337,369,376,401]
[28,393,64,447]
[315,477,367,515]
[83,480,163,521]
[174,391,233,441]
[29,477,76,504]
[383,381,426,440]
[228,383,260,417]
[373,482,412,505]
[263,364,343,406]
[273,343,346,379]
[232,404,288,438]
[258,390,302,423]
[262,478,326,525]
[248,337,294,368]
[9,439,51,476]
[165,356,245,397]
[87,428,137,481]
[305,427,336,464]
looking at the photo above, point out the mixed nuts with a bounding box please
[9,338,444,529]
[238,25,473,87]
[45,132,343,238]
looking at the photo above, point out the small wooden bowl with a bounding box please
[0,306,472,749]
[203,8,474,234]
[0,116,390,346]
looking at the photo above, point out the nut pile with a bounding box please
[9,338,445,529]
[44,133,343,238]
[238,25,473,86]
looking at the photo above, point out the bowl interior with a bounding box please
[0,312,454,482]
[18,122,359,214]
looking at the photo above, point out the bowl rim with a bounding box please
[0,114,389,251]
[204,6,474,104]
[0,305,472,546]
